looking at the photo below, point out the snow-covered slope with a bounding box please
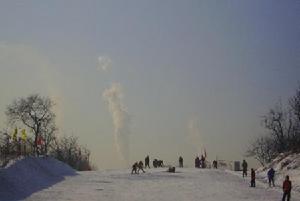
[256,153,300,192]
[2,156,300,201]
[24,168,300,201]
[0,157,77,201]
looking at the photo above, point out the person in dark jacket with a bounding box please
[282,175,292,201]
[131,162,138,174]
[250,168,255,187]
[195,156,200,168]
[158,160,164,167]
[179,156,183,168]
[138,161,145,173]
[267,167,275,187]
[212,160,218,169]
[200,155,206,168]
[242,160,248,177]
[153,159,158,168]
[145,155,150,168]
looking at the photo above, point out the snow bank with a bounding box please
[256,153,300,192]
[0,156,77,201]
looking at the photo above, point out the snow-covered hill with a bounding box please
[256,153,300,192]
[0,157,76,201]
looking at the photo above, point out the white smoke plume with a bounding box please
[188,118,204,155]
[103,83,130,165]
[98,56,112,71]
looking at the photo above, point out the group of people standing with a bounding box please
[242,160,292,201]
[132,155,183,174]
[195,155,206,168]
[132,154,211,172]
[131,155,164,174]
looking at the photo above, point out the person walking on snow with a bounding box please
[145,155,150,168]
[242,160,248,177]
[250,168,255,187]
[131,162,138,174]
[138,161,145,173]
[282,175,292,201]
[268,167,275,187]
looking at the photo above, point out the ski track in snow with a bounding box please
[23,168,300,201]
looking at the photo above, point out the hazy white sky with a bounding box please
[0,0,299,169]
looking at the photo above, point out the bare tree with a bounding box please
[246,136,277,166]
[52,135,92,171]
[262,103,293,153]
[5,94,57,155]
[247,85,300,165]
[289,85,300,151]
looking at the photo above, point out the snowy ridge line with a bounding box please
[0,156,77,201]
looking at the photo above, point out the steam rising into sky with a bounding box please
[188,118,204,155]
[103,83,130,166]
[98,56,112,72]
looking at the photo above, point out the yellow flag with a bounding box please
[21,129,27,141]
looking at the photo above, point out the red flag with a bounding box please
[37,136,44,145]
